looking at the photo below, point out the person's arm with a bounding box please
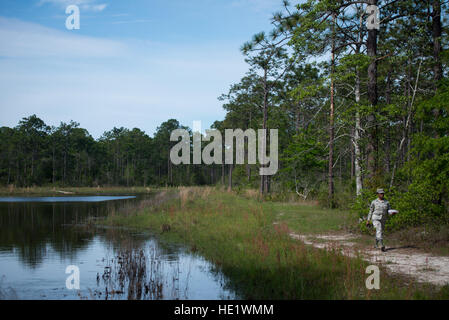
[386,201,392,217]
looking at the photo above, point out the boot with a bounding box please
[374,239,379,249]
[380,240,386,252]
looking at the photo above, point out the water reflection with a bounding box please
[0,196,136,203]
[0,198,138,267]
[0,195,237,300]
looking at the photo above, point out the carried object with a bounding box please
[388,209,399,216]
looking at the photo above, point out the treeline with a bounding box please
[213,0,449,227]
[0,116,217,187]
[1,1,448,228]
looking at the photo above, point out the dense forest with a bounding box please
[1,0,448,229]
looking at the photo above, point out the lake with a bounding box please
[0,194,238,300]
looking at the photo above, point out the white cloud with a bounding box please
[38,0,108,12]
[111,19,152,25]
[0,18,246,137]
[0,17,127,58]
[90,4,108,12]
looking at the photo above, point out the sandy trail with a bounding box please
[287,231,449,287]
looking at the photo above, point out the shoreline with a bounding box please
[0,186,159,196]
[101,187,449,300]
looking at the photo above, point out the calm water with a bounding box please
[0,196,136,203]
[0,195,237,300]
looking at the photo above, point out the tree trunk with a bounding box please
[385,67,392,173]
[350,130,354,180]
[432,0,442,127]
[245,137,251,182]
[353,11,364,197]
[228,164,233,191]
[366,0,378,179]
[354,69,363,196]
[328,13,336,207]
[167,150,172,185]
[260,69,269,195]
[407,58,412,165]
[221,163,225,185]
[433,0,442,83]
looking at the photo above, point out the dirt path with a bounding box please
[287,231,449,287]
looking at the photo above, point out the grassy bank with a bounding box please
[268,194,449,256]
[103,187,449,300]
[0,186,159,196]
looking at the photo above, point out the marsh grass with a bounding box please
[103,187,448,300]
[84,240,188,300]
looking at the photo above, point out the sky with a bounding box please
[0,0,283,138]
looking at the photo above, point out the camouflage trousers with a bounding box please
[372,220,384,241]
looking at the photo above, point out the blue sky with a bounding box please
[0,0,283,138]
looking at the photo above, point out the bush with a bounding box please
[351,184,448,233]
[317,180,356,209]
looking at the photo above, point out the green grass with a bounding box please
[101,187,449,300]
[273,200,449,256]
[272,202,356,234]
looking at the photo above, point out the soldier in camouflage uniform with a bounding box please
[366,189,391,252]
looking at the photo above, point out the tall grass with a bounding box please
[104,187,448,300]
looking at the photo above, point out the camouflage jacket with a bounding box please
[367,198,391,221]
